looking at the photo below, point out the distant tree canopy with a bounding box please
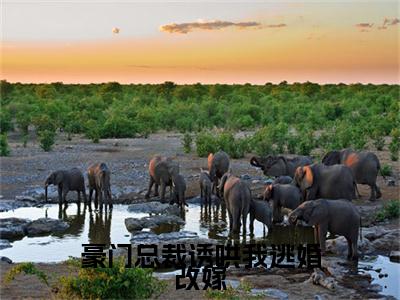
[0,81,398,146]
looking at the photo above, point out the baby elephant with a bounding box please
[264,184,302,223]
[87,163,112,209]
[289,199,361,260]
[218,173,251,235]
[171,174,187,208]
[199,169,212,204]
[249,199,273,233]
[45,168,87,205]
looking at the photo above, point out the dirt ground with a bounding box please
[0,132,399,299]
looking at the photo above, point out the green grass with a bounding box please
[3,262,49,286]
[375,200,400,222]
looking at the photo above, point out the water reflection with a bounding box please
[88,208,112,245]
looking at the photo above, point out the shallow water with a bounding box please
[0,202,398,298]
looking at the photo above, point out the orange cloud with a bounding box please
[160,20,261,34]
[379,17,399,30]
[355,23,373,28]
[265,23,287,28]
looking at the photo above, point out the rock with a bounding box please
[307,269,337,291]
[252,180,261,184]
[386,179,395,186]
[125,215,185,233]
[25,218,69,236]
[125,218,144,232]
[130,232,159,244]
[368,283,382,293]
[130,231,199,245]
[325,235,375,256]
[389,250,400,262]
[240,275,289,288]
[0,239,12,250]
[127,201,180,215]
[240,174,252,180]
[158,231,198,241]
[362,226,388,241]
[0,200,31,212]
[249,288,288,299]
[371,229,400,252]
[0,218,30,239]
[15,196,37,202]
[0,256,12,264]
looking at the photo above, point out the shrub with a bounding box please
[4,262,48,286]
[251,127,275,156]
[182,132,193,153]
[85,120,101,143]
[389,129,400,161]
[58,259,165,299]
[380,164,392,177]
[371,130,385,151]
[375,200,400,222]
[195,131,218,157]
[296,130,314,156]
[0,134,10,156]
[0,110,13,133]
[38,130,56,151]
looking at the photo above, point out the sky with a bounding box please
[1,0,399,84]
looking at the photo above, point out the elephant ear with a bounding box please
[306,201,326,226]
[294,167,304,187]
[322,151,340,165]
[263,184,274,201]
[277,156,289,174]
[218,173,229,193]
[54,171,64,185]
[207,153,214,171]
[302,166,313,190]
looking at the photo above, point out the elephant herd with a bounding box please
[44,147,384,260]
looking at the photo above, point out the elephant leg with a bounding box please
[77,191,81,203]
[242,212,247,236]
[318,224,328,256]
[375,184,382,199]
[82,187,87,204]
[62,188,69,205]
[228,210,233,232]
[94,189,99,210]
[231,206,241,234]
[160,182,166,202]
[351,238,359,260]
[154,183,159,197]
[368,184,376,201]
[145,177,154,199]
[314,226,319,244]
[89,188,93,203]
[346,237,353,260]
[249,213,255,234]
[58,186,63,204]
[200,187,203,201]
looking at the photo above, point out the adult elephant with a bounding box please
[145,156,180,202]
[208,151,230,196]
[87,163,112,210]
[218,172,250,235]
[322,149,382,201]
[294,163,356,201]
[45,168,87,205]
[250,155,312,178]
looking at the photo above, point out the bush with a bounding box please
[196,131,218,157]
[380,164,392,177]
[0,110,13,133]
[0,134,10,156]
[250,127,275,156]
[375,200,400,222]
[389,129,400,161]
[372,130,385,151]
[38,130,56,151]
[85,120,101,143]
[4,262,48,286]
[182,132,193,153]
[58,259,165,299]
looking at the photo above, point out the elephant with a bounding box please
[208,151,230,196]
[199,168,212,204]
[289,199,362,260]
[218,172,251,235]
[294,164,356,201]
[249,199,273,233]
[322,149,382,201]
[87,163,112,210]
[145,156,179,202]
[263,183,302,223]
[250,155,313,178]
[45,168,87,205]
[272,176,293,185]
[171,173,187,208]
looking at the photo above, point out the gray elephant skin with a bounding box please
[264,183,302,223]
[249,199,272,233]
[218,173,250,235]
[171,173,187,208]
[208,151,230,195]
[145,156,179,202]
[289,199,361,260]
[250,155,312,177]
[45,168,87,204]
[322,149,382,201]
[272,176,293,185]
[294,164,355,201]
[199,169,212,204]
[87,162,112,209]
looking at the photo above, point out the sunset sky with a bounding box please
[1,0,399,84]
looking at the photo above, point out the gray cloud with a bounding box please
[265,23,287,28]
[355,23,374,28]
[160,20,263,34]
